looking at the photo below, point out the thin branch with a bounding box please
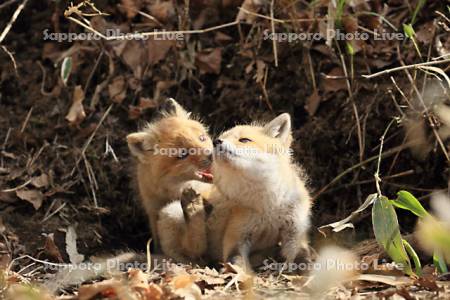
[1,46,18,76]
[374,119,396,196]
[66,14,239,41]
[70,104,114,176]
[0,0,28,44]
[362,58,450,79]
[0,0,18,11]
[238,6,325,23]
[313,141,418,200]
[270,0,278,67]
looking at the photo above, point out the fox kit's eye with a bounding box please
[239,138,252,143]
[178,150,189,160]
[199,134,207,142]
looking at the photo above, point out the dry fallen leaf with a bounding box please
[254,59,266,84]
[108,76,127,103]
[16,189,44,210]
[356,274,413,286]
[120,0,142,19]
[78,278,129,300]
[65,85,86,125]
[172,274,202,300]
[147,1,175,22]
[0,191,17,204]
[305,90,321,116]
[121,40,147,79]
[43,233,64,263]
[236,0,265,23]
[196,48,222,75]
[415,21,435,44]
[139,97,158,110]
[147,38,175,66]
[31,173,49,188]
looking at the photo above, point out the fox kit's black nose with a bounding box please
[213,139,223,147]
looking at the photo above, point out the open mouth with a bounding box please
[196,167,213,182]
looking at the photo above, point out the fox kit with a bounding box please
[158,113,312,267]
[127,98,213,251]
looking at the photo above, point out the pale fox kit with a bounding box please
[127,98,213,250]
[158,113,312,267]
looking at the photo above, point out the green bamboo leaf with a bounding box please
[372,196,413,276]
[403,239,422,276]
[411,0,427,25]
[61,56,73,86]
[392,191,429,219]
[433,250,448,274]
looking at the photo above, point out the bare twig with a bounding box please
[66,13,239,41]
[394,45,450,162]
[374,119,396,196]
[1,46,18,76]
[270,0,278,67]
[84,50,104,93]
[20,107,33,133]
[337,47,364,163]
[117,3,163,26]
[238,6,325,23]
[362,58,450,79]
[0,0,18,11]
[2,178,32,192]
[70,104,114,176]
[0,0,28,44]
[313,141,418,200]
[435,10,450,24]
[37,61,53,96]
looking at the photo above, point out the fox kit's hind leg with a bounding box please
[280,205,311,264]
[157,188,209,263]
[222,207,255,270]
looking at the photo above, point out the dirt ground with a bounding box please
[0,0,449,299]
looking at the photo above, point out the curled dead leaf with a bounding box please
[108,76,127,103]
[147,38,175,66]
[65,85,86,125]
[16,189,45,210]
[31,173,49,188]
[121,40,147,79]
[196,48,222,75]
[44,233,64,263]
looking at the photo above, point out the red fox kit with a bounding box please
[127,99,213,250]
[158,113,312,267]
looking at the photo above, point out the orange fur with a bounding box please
[127,99,213,250]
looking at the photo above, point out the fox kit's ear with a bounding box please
[263,113,292,145]
[127,132,156,161]
[160,98,190,119]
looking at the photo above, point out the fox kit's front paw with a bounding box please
[180,188,203,221]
